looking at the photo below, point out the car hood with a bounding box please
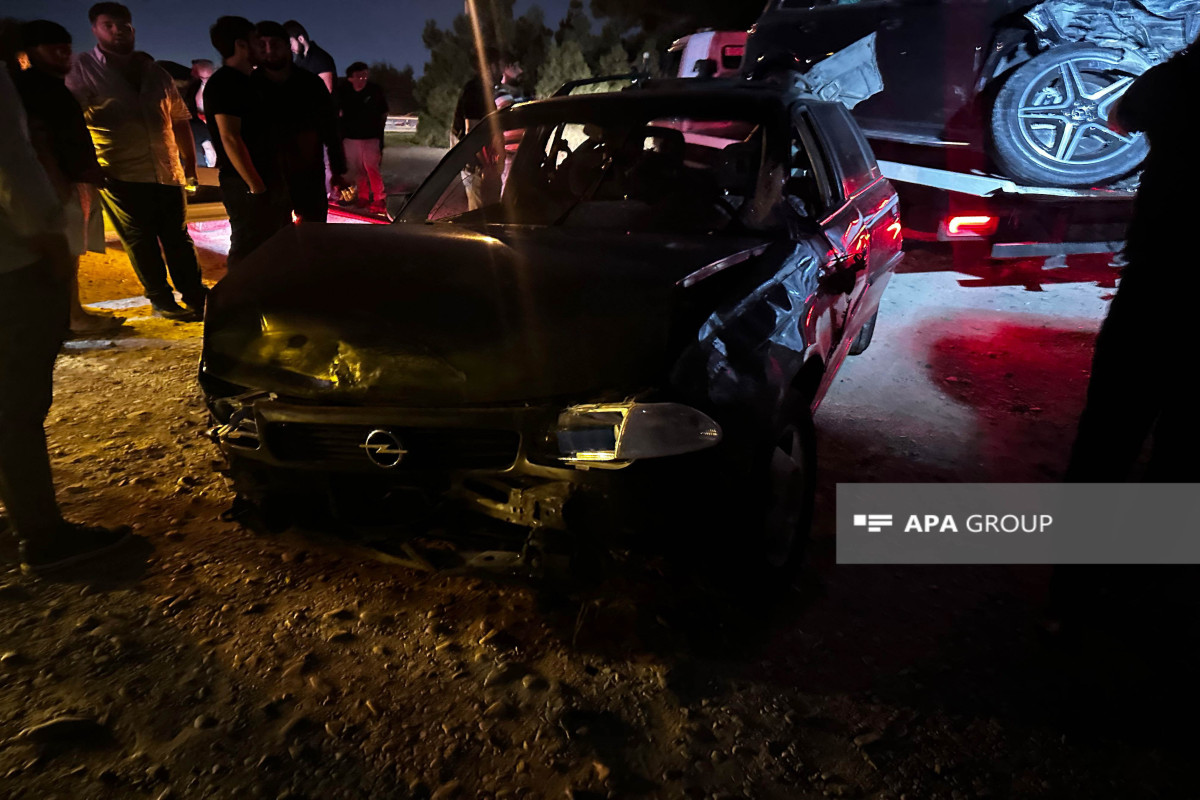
[203,223,772,405]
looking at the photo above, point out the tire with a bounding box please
[990,44,1148,187]
[848,311,877,356]
[743,399,817,584]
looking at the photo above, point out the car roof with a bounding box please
[503,78,834,123]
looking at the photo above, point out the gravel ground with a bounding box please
[2,210,1196,799]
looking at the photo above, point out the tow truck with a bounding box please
[669,29,1137,260]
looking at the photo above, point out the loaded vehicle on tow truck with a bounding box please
[722,0,1195,256]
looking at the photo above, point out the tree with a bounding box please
[412,2,551,145]
[369,62,417,115]
[534,39,593,98]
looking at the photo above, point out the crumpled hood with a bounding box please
[202,223,771,405]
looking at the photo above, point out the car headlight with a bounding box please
[555,402,722,465]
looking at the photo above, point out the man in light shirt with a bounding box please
[0,60,132,574]
[67,2,208,321]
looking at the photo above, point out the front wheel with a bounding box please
[759,410,817,574]
[990,44,1147,187]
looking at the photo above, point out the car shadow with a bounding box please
[899,244,1121,292]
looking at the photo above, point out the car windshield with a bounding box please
[417,105,772,235]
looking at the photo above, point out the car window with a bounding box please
[804,103,880,199]
[420,108,783,235]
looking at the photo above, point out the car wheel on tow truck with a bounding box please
[990,44,1148,188]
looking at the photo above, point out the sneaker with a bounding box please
[152,301,201,322]
[19,522,133,575]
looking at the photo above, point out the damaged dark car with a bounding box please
[201,80,901,575]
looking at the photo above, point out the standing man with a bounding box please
[15,19,124,336]
[204,16,290,265]
[254,20,346,224]
[1064,36,1200,482]
[66,2,207,321]
[337,62,388,214]
[452,46,512,210]
[186,58,216,167]
[283,20,338,201]
[1,60,131,574]
[283,20,336,93]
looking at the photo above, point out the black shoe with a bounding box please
[181,287,209,315]
[20,523,134,575]
[152,301,201,322]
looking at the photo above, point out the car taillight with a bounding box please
[945,214,998,237]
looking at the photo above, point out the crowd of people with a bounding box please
[0,3,392,573]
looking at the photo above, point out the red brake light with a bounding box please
[722,45,745,57]
[946,215,997,237]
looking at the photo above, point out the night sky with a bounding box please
[0,0,572,75]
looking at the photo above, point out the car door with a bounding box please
[794,103,879,348]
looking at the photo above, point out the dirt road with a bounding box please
[2,217,1194,799]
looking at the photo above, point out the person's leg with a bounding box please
[1064,269,1160,482]
[98,180,175,309]
[221,174,292,268]
[0,263,67,544]
[342,138,365,203]
[463,168,484,211]
[154,184,207,308]
[289,170,328,223]
[1145,378,1200,482]
[364,140,385,208]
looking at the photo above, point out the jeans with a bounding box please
[0,261,68,541]
[220,173,292,267]
[98,179,206,308]
[1064,266,1199,482]
[344,138,385,204]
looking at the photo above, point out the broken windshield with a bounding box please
[418,107,771,235]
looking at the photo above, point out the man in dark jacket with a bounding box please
[1065,38,1200,482]
[337,61,388,213]
[254,20,346,223]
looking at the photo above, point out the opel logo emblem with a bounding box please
[360,429,407,468]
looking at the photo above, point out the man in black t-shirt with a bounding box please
[337,62,388,213]
[204,15,290,266]
[453,47,520,210]
[1065,40,1200,482]
[283,20,336,94]
[254,20,346,224]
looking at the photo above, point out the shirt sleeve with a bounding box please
[162,71,192,123]
[0,67,65,239]
[1114,62,1172,134]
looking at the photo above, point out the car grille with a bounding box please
[265,423,521,470]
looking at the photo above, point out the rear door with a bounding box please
[804,102,899,341]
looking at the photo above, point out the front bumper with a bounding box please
[207,392,631,532]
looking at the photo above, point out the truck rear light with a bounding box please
[945,214,998,237]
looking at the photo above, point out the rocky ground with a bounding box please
[2,184,1197,799]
